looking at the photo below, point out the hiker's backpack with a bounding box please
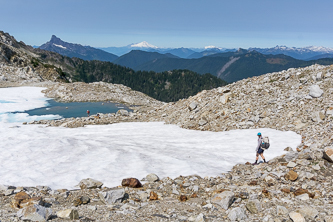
[260,136,270,150]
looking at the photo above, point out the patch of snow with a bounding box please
[0,87,302,189]
[53,43,67,49]
[205,45,221,50]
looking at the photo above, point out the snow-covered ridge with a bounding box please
[268,45,333,53]
[204,45,221,50]
[130,41,158,49]
[53,43,67,50]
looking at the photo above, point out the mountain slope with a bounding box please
[135,50,333,82]
[307,53,333,60]
[39,35,118,62]
[187,48,237,59]
[0,31,68,83]
[113,50,179,69]
[164,48,196,58]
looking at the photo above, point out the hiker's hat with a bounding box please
[257,132,261,136]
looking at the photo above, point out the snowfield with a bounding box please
[0,87,301,189]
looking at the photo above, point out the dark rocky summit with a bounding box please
[39,35,118,62]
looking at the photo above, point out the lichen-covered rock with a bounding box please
[228,207,248,221]
[297,206,318,219]
[309,85,323,98]
[78,178,103,189]
[146,173,160,182]
[323,147,333,162]
[99,189,125,205]
[189,102,198,111]
[246,199,262,214]
[17,204,52,221]
[211,191,234,210]
[289,211,305,222]
[57,209,79,220]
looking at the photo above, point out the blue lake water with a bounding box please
[15,99,132,119]
[0,100,14,103]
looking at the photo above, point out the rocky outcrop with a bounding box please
[78,178,103,189]
[0,31,67,86]
[42,81,164,107]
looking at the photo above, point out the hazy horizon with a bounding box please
[2,0,333,48]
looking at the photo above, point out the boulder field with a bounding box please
[2,64,333,221]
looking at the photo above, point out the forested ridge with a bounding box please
[72,59,227,102]
[34,52,227,102]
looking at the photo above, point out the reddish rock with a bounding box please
[285,170,298,181]
[20,197,43,208]
[281,188,291,193]
[12,192,31,209]
[249,181,258,186]
[179,195,187,202]
[121,178,142,188]
[294,188,308,196]
[191,193,198,198]
[212,189,229,196]
[149,191,158,201]
[262,189,270,198]
[294,188,315,198]
[12,192,43,209]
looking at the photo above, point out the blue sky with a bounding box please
[2,0,333,48]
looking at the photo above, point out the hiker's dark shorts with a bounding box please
[257,148,264,154]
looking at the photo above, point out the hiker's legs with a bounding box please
[254,153,259,164]
[260,153,266,162]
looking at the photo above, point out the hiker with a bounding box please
[87,110,90,117]
[254,132,266,164]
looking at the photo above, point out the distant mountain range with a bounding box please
[99,42,333,60]
[39,35,118,62]
[37,36,333,83]
[39,36,333,61]
[249,45,333,60]
[110,48,333,82]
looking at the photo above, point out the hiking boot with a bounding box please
[252,162,258,165]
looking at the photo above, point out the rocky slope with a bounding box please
[0,31,67,86]
[43,81,164,107]
[16,64,333,221]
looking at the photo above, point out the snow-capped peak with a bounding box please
[205,45,220,50]
[130,41,158,49]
